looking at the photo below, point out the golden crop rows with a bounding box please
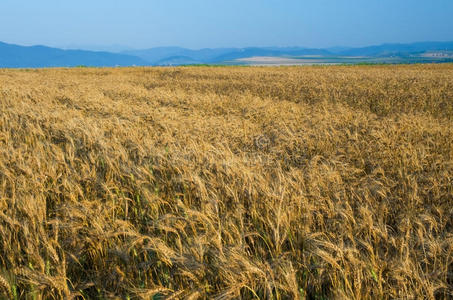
[0,65,452,299]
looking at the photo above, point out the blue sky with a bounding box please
[1,0,452,50]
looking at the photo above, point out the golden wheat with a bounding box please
[0,65,452,299]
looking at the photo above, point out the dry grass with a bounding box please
[0,64,452,299]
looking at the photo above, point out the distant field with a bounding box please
[0,65,452,299]
[235,56,341,65]
[233,56,453,66]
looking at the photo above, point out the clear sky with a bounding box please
[1,0,452,50]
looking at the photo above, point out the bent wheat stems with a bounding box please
[0,65,452,299]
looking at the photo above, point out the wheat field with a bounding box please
[0,65,452,299]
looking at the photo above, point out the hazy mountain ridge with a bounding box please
[1,41,453,67]
[126,42,453,65]
[334,41,453,57]
[123,47,239,64]
[123,47,331,64]
[0,42,148,68]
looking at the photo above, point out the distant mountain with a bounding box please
[60,44,136,53]
[1,40,453,68]
[326,46,353,53]
[0,41,148,68]
[124,47,331,65]
[335,41,453,57]
[123,47,238,64]
[125,42,453,66]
